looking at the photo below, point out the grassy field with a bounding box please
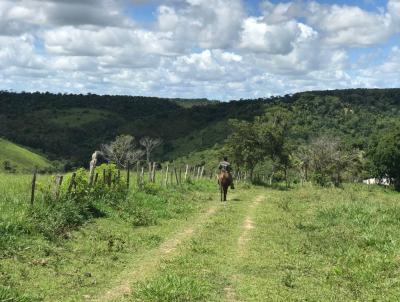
[1,172,400,301]
[0,138,52,173]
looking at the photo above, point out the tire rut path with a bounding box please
[224,194,264,302]
[92,204,218,302]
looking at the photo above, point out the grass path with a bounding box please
[118,187,264,301]
[224,195,264,302]
[95,205,219,302]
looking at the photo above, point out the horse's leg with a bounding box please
[224,186,228,201]
[220,184,223,202]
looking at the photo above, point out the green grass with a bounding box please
[0,172,216,301]
[1,173,400,301]
[127,184,400,302]
[0,139,52,173]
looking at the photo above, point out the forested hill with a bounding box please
[0,88,399,169]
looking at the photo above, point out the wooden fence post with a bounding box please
[136,162,140,187]
[108,170,112,187]
[30,169,37,205]
[148,162,152,182]
[67,172,76,196]
[174,168,179,185]
[54,175,63,199]
[164,164,169,186]
[151,162,156,183]
[127,165,130,189]
[184,165,189,181]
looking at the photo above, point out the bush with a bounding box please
[29,199,100,240]
[30,164,127,239]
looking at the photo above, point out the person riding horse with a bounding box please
[218,156,234,189]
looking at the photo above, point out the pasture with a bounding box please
[0,139,52,173]
[1,172,400,301]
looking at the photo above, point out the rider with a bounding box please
[218,156,235,189]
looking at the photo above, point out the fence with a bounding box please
[28,162,255,205]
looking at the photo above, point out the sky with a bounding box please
[0,0,399,100]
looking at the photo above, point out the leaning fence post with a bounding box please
[30,169,37,205]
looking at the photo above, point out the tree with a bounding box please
[225,107,293,181]
[368,126,400,191]
[306,136,359,186]
[139,137,163,163]
[225,119,264,180]
[291,146,311,183]
[101,135,144,169]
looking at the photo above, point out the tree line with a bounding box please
[225,106,400,191]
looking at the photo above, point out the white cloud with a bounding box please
[0,0,399,100]
[239,17,303,54]
[306,1,398,47]
[0,34,44,69]
[156,0,244,49]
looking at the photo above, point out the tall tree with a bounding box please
[255,107,294,182]
[226,107,293,181]
[368,126,400,191]
[139,137,163,163]
[225,119,263,179]
[101,135,144,169]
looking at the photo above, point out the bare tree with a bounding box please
[139,137,163,163]
[101,135,144,169]
[306,136,359,186]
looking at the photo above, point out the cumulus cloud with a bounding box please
[0,0,399,99]
[239,17,302,54]
[156,0,244,49]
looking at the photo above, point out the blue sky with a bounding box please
[0,0,399,100]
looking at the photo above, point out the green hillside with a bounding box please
[0,138,52,172]
[0,89,399,169]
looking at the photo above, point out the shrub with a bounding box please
[30,164,127,239]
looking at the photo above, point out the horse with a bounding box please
[218,171,232,201]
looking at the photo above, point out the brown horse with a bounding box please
[218,171,232,201]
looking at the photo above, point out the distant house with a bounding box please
[362,178,391,186]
